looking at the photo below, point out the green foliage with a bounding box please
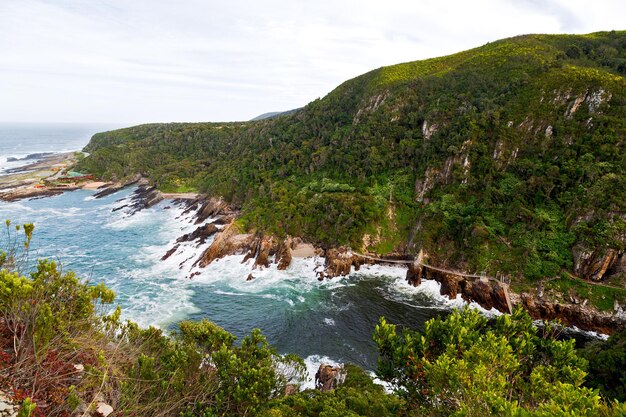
[0,224,306,416]
[582,328,626,402]
[116,319,306,416]
[2,224,626,415]
[76,32,626,289]
[0,220,34,271]
[17,398,36,417]
[373,307,621,416]
[259,364,402,417]
[540,274,626,311]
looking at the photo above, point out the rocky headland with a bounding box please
[0,152,107,202]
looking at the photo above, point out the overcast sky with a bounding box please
[0,0,624,124]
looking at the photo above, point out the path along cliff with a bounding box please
[142,191,625,335]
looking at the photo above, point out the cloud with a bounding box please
[0,0,624,123]
[505,0,583,31]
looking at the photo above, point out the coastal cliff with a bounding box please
[76,31,626,331]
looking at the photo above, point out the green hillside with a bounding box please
[78,31,626,283]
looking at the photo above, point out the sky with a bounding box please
[0,0,624,124]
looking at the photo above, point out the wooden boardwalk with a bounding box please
[353,251,507,283]
[352,251,514,314]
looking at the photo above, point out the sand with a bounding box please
[81,181,109,190]
[291,243,317,258]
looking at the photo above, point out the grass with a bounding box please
[543,273,626,312]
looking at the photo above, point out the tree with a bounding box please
[582,328,626,402]
[373,307,624,416]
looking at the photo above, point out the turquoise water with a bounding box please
[0,189,457,376]
[0,124,459,383]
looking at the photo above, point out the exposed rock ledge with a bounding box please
[193,223,307,272]
[166,196,626,334]
[518,293,626,335]
[418,267,626,335]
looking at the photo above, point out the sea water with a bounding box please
[0,124,466,385]
[0,122,120,174]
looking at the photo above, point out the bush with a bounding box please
[373,307,624,416]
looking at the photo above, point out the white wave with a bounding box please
[0,202,35,212]
[370,373,394,393]
[213,289,245,297]
[105,209,155,230]
[566,326,609,340]
[119,283,199,330]
[301,354,343,390]
[532,320,609,341]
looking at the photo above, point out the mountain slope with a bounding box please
[78,31,626,284]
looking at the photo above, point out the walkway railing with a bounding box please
[352,251,511,284]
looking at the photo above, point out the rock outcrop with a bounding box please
[195,223,256,267]
[179,196,234,225]
[423,268,513,313]
[0,391,17,417]
[113,184,164,214]
[464,278,513,314]
[0,187,68,202]
[520,293,626,335]
[315,363,346,392]
[573,246,626,281]
[176,223,219,246]
[93,173,142,199]
[276,238,293,270]
[323,248,360,278]
[252,235,275,269]
[418,264,625,334]
[187,207,303,274]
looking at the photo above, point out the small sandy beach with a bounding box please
[81,181,109,190]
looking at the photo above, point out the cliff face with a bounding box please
[78,32,626,297]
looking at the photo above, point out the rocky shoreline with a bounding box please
[0,152,106,202]
[2,169,624,335]
[141,192,625,335]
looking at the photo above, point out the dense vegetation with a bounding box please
[77,32,626,291]
[582,327,626,402]
[0,223,307,416]
[374,307,626,416]
[1,221,625,415]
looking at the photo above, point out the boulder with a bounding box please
[276,238,293,270]
[324,247,356,278]
[405,262,422,286]
[315,364,346,392]
[176,223,219,245]
[195,223,255,267]
[253,236,275,269]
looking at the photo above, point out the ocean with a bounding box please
[0,122,120,175]
[0,123,467,385]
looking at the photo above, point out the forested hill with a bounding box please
[78,31,626,282]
